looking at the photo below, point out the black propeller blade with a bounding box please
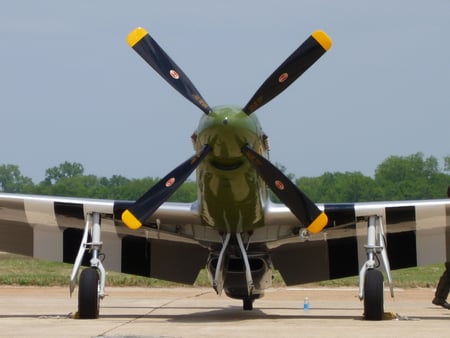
[122,145,211,230]
[243,30,332,115]
[127,27,212,115]
[241,145,328,234]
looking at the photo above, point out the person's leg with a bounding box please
[433,262,450,309]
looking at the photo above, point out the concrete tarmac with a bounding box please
[0,286,449,338]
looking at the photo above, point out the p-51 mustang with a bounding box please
[1,27,449,320]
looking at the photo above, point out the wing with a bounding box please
[265,199,450,285]
[0,193,218,284]
[3,192,449,286]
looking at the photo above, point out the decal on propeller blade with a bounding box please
[165,177,176,187]
[170,70,180,79]
[278,73,289,83]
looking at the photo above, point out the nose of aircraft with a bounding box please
[196,105,262,164]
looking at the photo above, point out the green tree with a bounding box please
[169,180,197,202]
[0,164,33,193]
[46,175,99,197]
[297,171,382,203]
[445,156,450,172]
[44,162,84,185]
[97,175,131,199]
[3,153,449,203]
[374,153,449,200]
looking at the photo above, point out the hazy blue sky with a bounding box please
[1,1,449,183]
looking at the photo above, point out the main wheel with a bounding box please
[364,269,384,320]
[78,268,100,319]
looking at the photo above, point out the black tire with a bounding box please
[78,268,100,319]
[364,269,384,320]
[243,298,253,311]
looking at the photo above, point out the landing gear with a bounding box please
[213,233,254,298]
[210,232,272,311]
[243,298,254,311]
[70,212,106,319]
[358,215,393,321]
[363,269,384,320]
[78,268,100,319]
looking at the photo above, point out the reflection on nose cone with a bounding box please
[196,105,263,167]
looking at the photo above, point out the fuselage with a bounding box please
[194,105,269,233]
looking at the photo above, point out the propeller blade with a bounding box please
[243,30,332,115]
[241,145,328,234]
[127,27,212,115]
[122,145,211,230]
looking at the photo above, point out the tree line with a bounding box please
[0,153,449,203]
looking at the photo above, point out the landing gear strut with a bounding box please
[70,212,106,319]
[359,215,393,320]
[213,233,254,297]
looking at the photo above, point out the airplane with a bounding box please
[0,26,449,321]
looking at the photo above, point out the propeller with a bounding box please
[127,27,212,115]
[241,145,328,234]
[243,30,332,115]
[121,145,211,230]
[124,27,332,233]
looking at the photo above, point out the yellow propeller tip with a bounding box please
[122,209,142,230]
[127,27,149,47]
[306,212,328,234]
[312,30,333,51]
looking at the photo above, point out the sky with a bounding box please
[1,1,449,183]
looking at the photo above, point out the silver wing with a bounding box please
[1,192,449,285]
[266,199,450,285]
[0,193,215,284]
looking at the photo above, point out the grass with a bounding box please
[314,264,444,288]
[0,253,443,289]
[0,253,188,287]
